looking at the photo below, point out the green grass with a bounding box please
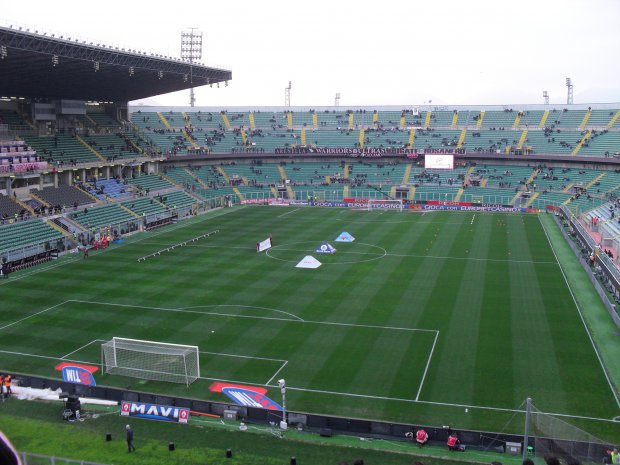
[0,399,512,465]
[1,207,619,439]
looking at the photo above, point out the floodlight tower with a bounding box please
[181,28,203,107]
[285,81,292,107]
[543,91,549,105]
[335,93,341,107]
[565,78,573,105]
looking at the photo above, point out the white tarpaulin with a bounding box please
[295,255,322,269]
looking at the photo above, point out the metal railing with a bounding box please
[558,205,620,325]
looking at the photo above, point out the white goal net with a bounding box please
[101,337,200,386]
[367,198,403,212]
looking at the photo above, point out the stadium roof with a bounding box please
[0,26,232,102]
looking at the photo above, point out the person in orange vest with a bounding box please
[4,375,11,396]
[447,432,460,451]
[415,428,429,448]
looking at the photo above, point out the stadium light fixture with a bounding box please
[181,28,202,107]
[565,77,573,105]
[0,46,7,60]
[278,379,287,430]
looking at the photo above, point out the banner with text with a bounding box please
[120,401,190,424]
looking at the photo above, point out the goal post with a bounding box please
[101,337,200,386]
[367,198,403,212]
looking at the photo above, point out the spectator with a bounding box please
[606,448,620,464]
[126,425,135,452]
[447,432,460,451]
[415,428,429,447]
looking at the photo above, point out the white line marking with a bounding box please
[180,304,305,322]
[265,360,289,385]
[60,339,100,360]
[304,319,437,333]
[69,299,306,322]
[199,350,286,363]
[277,208,300,218]
[150,241,555,265]
[270,247,384,257]
[4,342,615,423]
[267,241,388,265]
[471,214,476,225]
[71,299,434,332]
[266,383,618,423]
[0,257,83,286]
[539,215,620,409]
[0,349,95,365]
[415,330,439,400]
[0,301,69,332]
[5,297,617,423]
[386,252,556,265]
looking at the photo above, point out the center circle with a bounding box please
[266,241,387,265]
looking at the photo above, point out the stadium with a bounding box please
[1,2,620,465]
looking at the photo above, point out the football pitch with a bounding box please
[1,206,619,437]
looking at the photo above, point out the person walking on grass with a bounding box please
[126,425,135,452]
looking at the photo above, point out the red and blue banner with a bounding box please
[54,362,98,386]
[209,382,282,411]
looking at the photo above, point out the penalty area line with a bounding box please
[0,349,97,366]
[415,330,439,401]
[265,360,289,385]
[60,339,106,360]
[0,301,70,332]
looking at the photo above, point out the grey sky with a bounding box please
[3,0,619,107]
